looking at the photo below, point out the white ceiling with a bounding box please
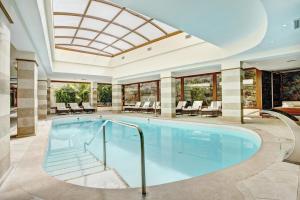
[245,52,300,72]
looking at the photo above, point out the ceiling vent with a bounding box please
[294,18,300,29]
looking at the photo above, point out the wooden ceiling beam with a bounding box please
[56,45,112,57]
[54,26,135,47]
[71,0,92,44]
[56,44,113,56]
[87,7,125,47]
[55,36,123,51]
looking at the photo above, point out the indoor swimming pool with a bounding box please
[44,116,261,188]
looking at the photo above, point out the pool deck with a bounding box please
[0,112,299,200]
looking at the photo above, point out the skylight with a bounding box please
[53,0,182,57]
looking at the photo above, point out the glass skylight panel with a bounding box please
[55,28,76,37]
[113,40,132,50]
[54,15,81,27]
[123,32,147,46]
[152,20,178,34]
[55,38,72,45]
[105,46,121,54]
[136,23,164,40]
[76,30,98,39]
[104,24,130,37]
[73,38,91,46]
[53,0,182,56]
[96,34,117,44]
[81,18,108,31]
[90,42,107,50]
[114,11,145,29]
[53,0,89,14]
[86,1,121,20]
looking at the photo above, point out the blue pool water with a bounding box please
[44,117,261,187]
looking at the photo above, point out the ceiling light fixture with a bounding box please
[282,24,287,27]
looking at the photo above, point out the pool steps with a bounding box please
[45,148,128,187]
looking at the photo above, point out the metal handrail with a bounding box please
[83,120,109,154]
[84,119,147,196]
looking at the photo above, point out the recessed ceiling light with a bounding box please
[282,24,287,27]
[287,60,296,63]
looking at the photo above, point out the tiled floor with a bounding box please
[0,112,299,200]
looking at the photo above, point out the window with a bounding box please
[184,75,213,106]
[243,69,257,108]
[97,83,112,106]
[140,82,158,102]
[176,78,181,104]
[216,73,222,101]
[124,84,139,105]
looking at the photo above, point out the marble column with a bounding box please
[90,82,98,108]
[221,65,244,123]
[38,80,48,120]
[112,82,122,113]
[0,22,11,179]
[160,72,176,118]
[17,52,38,137]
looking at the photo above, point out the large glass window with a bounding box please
[140,82,158,102]
[184,75,213,106]
[243,69,257,108]
[97,84,112,106]
[176,78,181,104]
[51,82,91,107]
[217,73,222,101]
[124,84,139,106]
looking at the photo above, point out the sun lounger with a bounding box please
[56,103,69,115]
[183,101,203,116]
[137,101,151,112]
[82,102,96,113]
[124,102,141,112]
[69,103,83,113]
[176,101,187,115]
[201,101,222,117]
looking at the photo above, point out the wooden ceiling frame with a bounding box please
[54,26,135,47]
[53,0,181,57]
[102,19,153,52]
[94,0,167,36]
[56,43,113,56]
[55,35,123,52]
[54,12,150,41]
[56,45,111,57]
[71,0,92,44]
[87,7,126,47]
[113,31,183,57]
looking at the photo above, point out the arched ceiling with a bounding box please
[53,0,182,57]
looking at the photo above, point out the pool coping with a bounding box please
[4,114,292,200]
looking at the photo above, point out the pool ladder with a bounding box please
[84,119,147,196]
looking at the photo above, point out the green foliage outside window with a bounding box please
[55,83,90,104]
[97,84,112,106]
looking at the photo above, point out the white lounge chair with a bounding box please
[183,101,203,116]
[176,101,187,115]
[201,101,222,117]
[82,102,96,113]
[56,103,69,114]
[69,103,83,113]
[137,101,151,112]
[124,102,141,112]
